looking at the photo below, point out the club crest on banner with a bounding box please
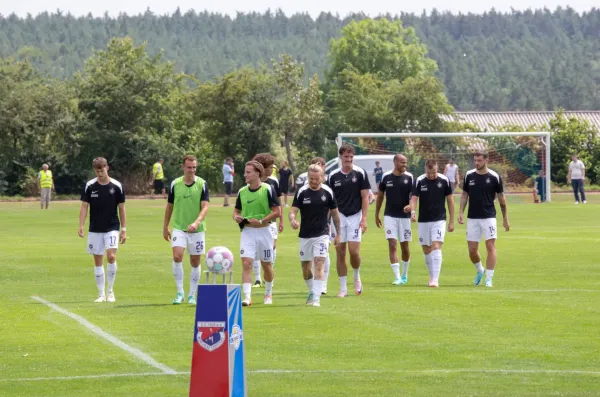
[197,322,226,352]
[229,324,244,351]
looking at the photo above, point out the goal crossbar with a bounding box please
[336,131,552,202]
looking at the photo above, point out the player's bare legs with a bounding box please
[422,241,443,287]
[261,261,274,304]
[93,254,106,302]
[399,241,410,283]
[171,246,186,303]
[336,242,348,276]
[105,248,118,302]
[388,239,398,266]
[389,239,410,284]
[188,254,201,304]
[468,241,485,285]
[484,239,497,287]
[311,257,325,306]
[348,242,363,295]
[241,257,254,305]
[301,261,315,304]
[335,242,348,297]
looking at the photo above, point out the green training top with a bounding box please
[236,183,279,223]
[168,176,209,233]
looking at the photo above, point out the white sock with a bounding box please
[253,260,262,283]
[243,282,252,299]
[94,266,105,296]
[353,268,360,280]
[485,269,495,281]
[189,267,200,298]
[424,253,433,278]
[264,281,273,295]
[474,261,484,273]
[339,276,347,292]
[106,262,117,293]
[324,253,331,288]
[401,261,410,278]
[431,250,442,281]
[305,278,314,292]
[391,263,400,279]
[172,261,184,294]
[313,280,323,297]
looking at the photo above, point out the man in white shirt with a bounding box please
[444,159,459,192]
[222,157,235,207]
[567,154,586,204]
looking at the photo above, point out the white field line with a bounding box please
[377,289,600,293]
[250,369,600,375]
[32,296,177,375]
[0,372,188,382]
[3,368,600,382]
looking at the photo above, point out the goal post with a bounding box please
[336,132,552,202]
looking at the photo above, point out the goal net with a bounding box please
[336,132,552,202]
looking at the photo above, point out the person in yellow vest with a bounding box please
[152,158,166,199]
[38,163,54,209]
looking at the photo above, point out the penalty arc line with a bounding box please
[2,368,600,382]
[31,296,178,375]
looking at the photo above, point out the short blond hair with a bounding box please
[308,164,324,176]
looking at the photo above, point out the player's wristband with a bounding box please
[259,219,263,225]
[121,227,127,231]
[411,211,416,215]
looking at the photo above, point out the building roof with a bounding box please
[441,111,600,131]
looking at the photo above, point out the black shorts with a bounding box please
[280,183,289,194]
[154,180,164,194]
[224,182,233,195]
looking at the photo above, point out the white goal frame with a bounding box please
[337,132,552,202]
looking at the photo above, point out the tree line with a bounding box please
[1,8,599,111]
[0,18,598,197]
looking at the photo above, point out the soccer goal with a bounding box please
[336,132,552,202]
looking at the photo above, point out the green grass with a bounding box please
[1,195,599,396]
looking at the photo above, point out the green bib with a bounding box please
[172,176,206,233]
[238,183,271,220]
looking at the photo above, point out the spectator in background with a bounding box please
[567,154,586,204]
[444,158,460,192]
[223,157,235,207]
[533,170,546,203]
[373,161,383,188]
[152,158,166,199]
[38,163,54,209]
[278,161,293,207]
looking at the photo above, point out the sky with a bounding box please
[1,0,597,18]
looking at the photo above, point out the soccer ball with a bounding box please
[205,246,234,274]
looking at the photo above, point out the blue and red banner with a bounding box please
[190,285,247,397]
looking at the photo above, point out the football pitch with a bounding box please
[1,195,599,397]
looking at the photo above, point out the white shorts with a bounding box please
[384,216,412,242]
[240,227,274,262]
[269,222,279,240]
[418,221,446,246]
[87,231,119,255]
[339,212,362,243]
[171,229,205,255]
[299,235,330,261]
[466,218,498,242]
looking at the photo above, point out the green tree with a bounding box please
[549,111,598,183]
[75,37,190,191]
[0,58,77,195]
[192,67,277,173]
[271,54,325,175]
[325,18,437,87]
